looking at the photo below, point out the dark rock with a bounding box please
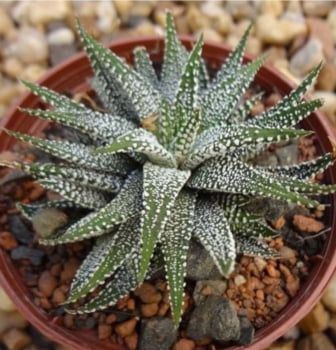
[193,279,227,306]
[32,208,68,238]
[27,326,55,348]
[238,316,255,345]
[11,246,45,266]
[8,215,33,244]
[186,295,240,342]
[138,317,177,350]
[84,317,97,330]
[187,241,222,281]
[49,43,77,66]
[275,142,299,166]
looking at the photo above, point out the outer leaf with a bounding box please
[94,129,177,168]
[66,217,140,303]
[0,161,121,192]
[161,191,196,326]
[134,47,160,89]
[201,56,265,129]
[77,20,160,121]
[21,80,85,111]
[230,92,264,124]
[233,222,279,238]
[138,162,190,283]
[17,200,79,219]
[214,23,252,83]
[248,65,322,129]
[258,153,334,180]
[4,130,135,175]
[188,157,321,208]
[235,236,280,258]
[247,99,322,129]
[74,251,139,314]
[185,126,311,169]
[90,76,138,121]
[37,178,109,210]
[20,108,136,141]
[40,170,142,245]
[194,199,236,277]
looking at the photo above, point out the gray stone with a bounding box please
[275,143,299,166]
[187,241,222,281]
[32,208,68,238]
[193,280,227,305]
[138,317,176,350]
[49,42,77,66]
[186,295,240,342]
[238,316,255,345]
[11,246,45,266]
[8,215,33,244]
[289,38,324,78]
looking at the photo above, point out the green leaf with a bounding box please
[214,23,252,84]
[134,47,160,90]
[173,34,202,121]
[172,109,201,166]
[157,97,174,149]
[230,92,264,125]
[0,161,121,192]
[37,178,109,210]
[233,222,279,238]
[17,200,79,220]
[40,170,142,245]
[94,128,177,168]
[20,108,136,141]
[90,76,138,122]
[188,156,321,208]
[248,65,322,129]
[74,252,139,314]
[4,130,135,175]
[194,199,236,277]
[258,153,335,180]
[77,20,160,122]
[201,55,265,129]
[161,191,196,326]
[170,35,203,162]
[137,162,190,283]
[21,80,85,111]
[235,236,280,258]
[185,126,311,169]
[66,217,140,303]
[247,99,322,129]
[160,12,188,100]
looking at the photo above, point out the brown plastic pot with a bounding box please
[0,36,336,350]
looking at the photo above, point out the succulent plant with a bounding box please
[2,14,336,327]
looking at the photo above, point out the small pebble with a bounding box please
[115,318,137,337]
[38,271,58,298]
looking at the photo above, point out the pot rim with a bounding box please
[0,35,335,350]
